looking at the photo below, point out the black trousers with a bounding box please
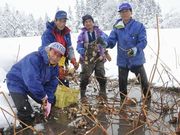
[10,92,36,127]
[80,61,107,98]
[118,65,150,100]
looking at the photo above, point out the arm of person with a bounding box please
[65,33,77,63]
[99,29,108,40]
[136,24,147,50]
[106,29,118,49]
[21,54,46,101]
[76,32,85,55]
[44,67,59,104]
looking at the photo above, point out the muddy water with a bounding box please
[3,84,179,135]
[40,85,179,135]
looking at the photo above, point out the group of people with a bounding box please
[6,2,151,128]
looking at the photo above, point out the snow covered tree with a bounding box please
[1,3,15,37]
[37,17,45,35]
[117,0,162,28]
[67,6,76,32]
[74,0,86,31]
[0,4,46,37]
[19,16,29,37]
[0,8,3,36]
[96,0,118,30]
[25,14,38,36]
[134,0,161,28]
[74,0,118,30]
[11,10,23,37]
[161,12,180,28]
[44,13,50,23]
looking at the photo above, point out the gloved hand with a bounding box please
[73,61,79,70]
[59,66,68,80]
[96,37,106,47]
[104,50,112,61]
[44,101,51,118]
[78,48,85,55]
[127,47,137,57]
[71,58,79,70]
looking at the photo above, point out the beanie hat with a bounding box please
[82,14,94,25]
[45,42,66,55]
[118,3,132,12]
[55,10,68,20]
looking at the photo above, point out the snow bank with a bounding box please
[0,29,180,128]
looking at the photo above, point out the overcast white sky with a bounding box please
[0,0,180,19]
[0,0,76,19]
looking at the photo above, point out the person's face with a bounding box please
[84,19,94,31]
[55,19,66,30]
[119,9,132,23]
[48,48,62,65]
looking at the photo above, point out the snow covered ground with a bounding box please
[0,29,180,128]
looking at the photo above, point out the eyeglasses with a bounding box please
[50,48,62,57]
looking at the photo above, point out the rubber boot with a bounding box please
[80,80,88,99]
[98,78,107,100]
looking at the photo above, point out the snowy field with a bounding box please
[0,29,180,128]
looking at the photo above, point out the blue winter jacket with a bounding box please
[107,18,147,68]
[6,50,59,104]
[39,21,75,60]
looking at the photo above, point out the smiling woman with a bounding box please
[5,41,65,128]
[46,42,66,65]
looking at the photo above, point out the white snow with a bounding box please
[0,29,180,128]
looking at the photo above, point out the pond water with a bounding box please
[2,83,180,135]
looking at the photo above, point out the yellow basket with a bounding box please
[55,85,80,108]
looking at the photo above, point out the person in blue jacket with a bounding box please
[107,2,151,102]
[6,42,66,127]
[40,10,78,87]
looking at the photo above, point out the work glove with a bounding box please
[78,48,85,55]
[44,101,51,118]
[96,37,106,47]
[71,58,79,70]
[73,62,79,70]
[42,95,51,118]
[127,47,137,57]
[104,50,112,61]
